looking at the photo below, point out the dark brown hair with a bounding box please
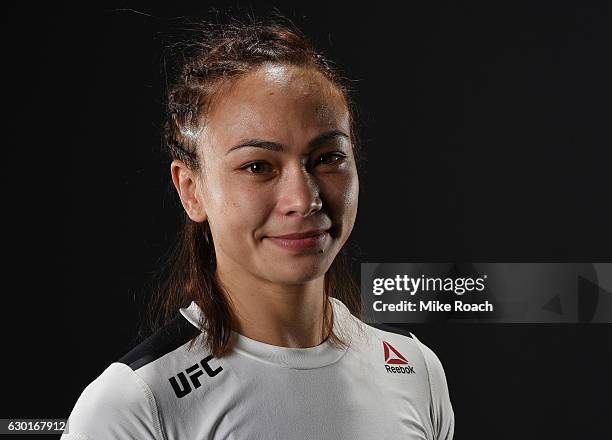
[143,16,363,358]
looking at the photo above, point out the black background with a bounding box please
[2,1,611,439]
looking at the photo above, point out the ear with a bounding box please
[170,160,207,222]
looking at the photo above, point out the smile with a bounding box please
[265,231,329,252]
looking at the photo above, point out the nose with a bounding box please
[277,164,322,218]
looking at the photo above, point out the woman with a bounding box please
[62,17,454,440]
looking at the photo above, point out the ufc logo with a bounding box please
[168,355,223,398]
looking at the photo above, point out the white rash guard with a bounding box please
[62,297,454,439]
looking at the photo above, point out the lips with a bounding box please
[265,229,330,251]
[269,229,329,240]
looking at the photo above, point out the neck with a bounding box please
[215,262,332,349]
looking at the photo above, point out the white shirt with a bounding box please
[62,297,454,439]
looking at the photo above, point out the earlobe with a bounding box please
[170,160,208,222]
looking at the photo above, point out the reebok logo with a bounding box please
[383,341,415,374]
[168,355,223,398]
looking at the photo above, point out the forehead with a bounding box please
[201,64,350,147]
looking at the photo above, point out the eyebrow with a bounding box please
[225,130,350,155]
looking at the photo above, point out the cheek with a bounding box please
[321,171,359,222]
[206,175,273,234]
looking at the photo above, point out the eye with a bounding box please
[241,161,273,174]
[317,152,347,165]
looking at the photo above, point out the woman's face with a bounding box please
[177,63,359,285]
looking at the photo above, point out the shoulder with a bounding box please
[117,312,201,371]
[413,337,449,386]
[358,320,444,363]
[63,313,202,440]
[367,322,449,390]
[372,326,454,440]
[62,363,163,439]
[356,320,450,396]
[415,338,454,439]
[356,319,421,352]
[363,323,454,439]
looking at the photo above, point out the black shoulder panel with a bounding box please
[118,313,201,371]
[366,322,414,339]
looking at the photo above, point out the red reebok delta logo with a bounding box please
[383,341,408,364]
[383,341,415,374]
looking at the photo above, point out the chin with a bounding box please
[266,260,331,285]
